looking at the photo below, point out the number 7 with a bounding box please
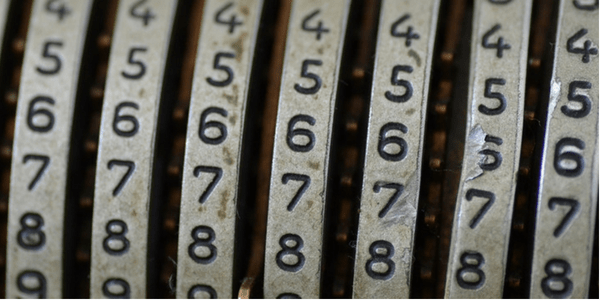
[373,182,403,218]
[107,160,135,196]
[282,173,311,211]
[194,166,223,204]
[23,154,50,190]
[465,189,495,229]
[548,197,580,237]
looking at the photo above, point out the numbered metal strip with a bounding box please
[5,0,94,298]
[176,0,264,298]
[529,0,599,298]
[352,0,440,298]
[263,0,350,298]
[90,0,178,298]
[444,0,532,297]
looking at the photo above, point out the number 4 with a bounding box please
[215,2,243,33]
[301,9,329,40]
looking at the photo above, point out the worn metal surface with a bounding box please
[352,0,440,298]
[530,0,598,298]
[5,0,93,298]
[445,0,532,297]
[90,0,178,298]
[263,0,350,298]
[176,0,263,298]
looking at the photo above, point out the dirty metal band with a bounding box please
[445,0,533,297]
[529,0,598,298]
[352,0,440,298]
[176,0,265,298]
[90,0,179,298]
[263,0,351,298]
[6,0,94,298]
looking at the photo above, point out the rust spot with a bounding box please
[223,147,234,165]
[240,5,249,16]
[223,84,239,105]
[308,161,319,170]
[218,190,229,220]
[306,200,313,210]
[406,108,415,116]
[229,114,237,125]
[231,32,248,61]
[138,88,145,97]
[317,47,323,54]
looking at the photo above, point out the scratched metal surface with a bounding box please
[0,0,596,298]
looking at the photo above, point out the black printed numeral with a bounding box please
[480,78,506,115]
[373,182,403,218]
[194,166,223,204]
[554,137,585,177]
[129,0,155,26]
[390,14,420,46]
[17,270,46,298]
[199,107,228,145]
[17,213,45,250]
[465,189,495,229]
[27,96,55,133]
[45,0,70,21]
[276,234,305,272]
[206,52,235,87]
[479,135,503,171]
[282,173,310,211]
[567,28,598,63]
[385,65,413,103]
[541,259,573,298]
[102,278,131,299]
[36,41,63,75]
[365,240,395,280]
[561,80,592,118]
[188,285,217,299]
[548,197,580,238]
[294,59,322,95]
[482,24,511,58]
[121,47,147,80]
[23,154,50,190]
[277,293,300,299]
[301,9,329,40]
[378,122,408,162]
[107,160,135,196]
[456,251,485,289]
[103,219,129,255]
[113,101,140,137]
[188,225,217,264]
[573,0,599,10]
[214,2,242,34]
[286,114,316,152]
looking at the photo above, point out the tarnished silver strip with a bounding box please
[263,0,350,298]
[5,0,93,298]
[445,0,532,297]
[176,0,264,298]
[352,0,440,298]
[530,0,598,298]
[90,0,178,298]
